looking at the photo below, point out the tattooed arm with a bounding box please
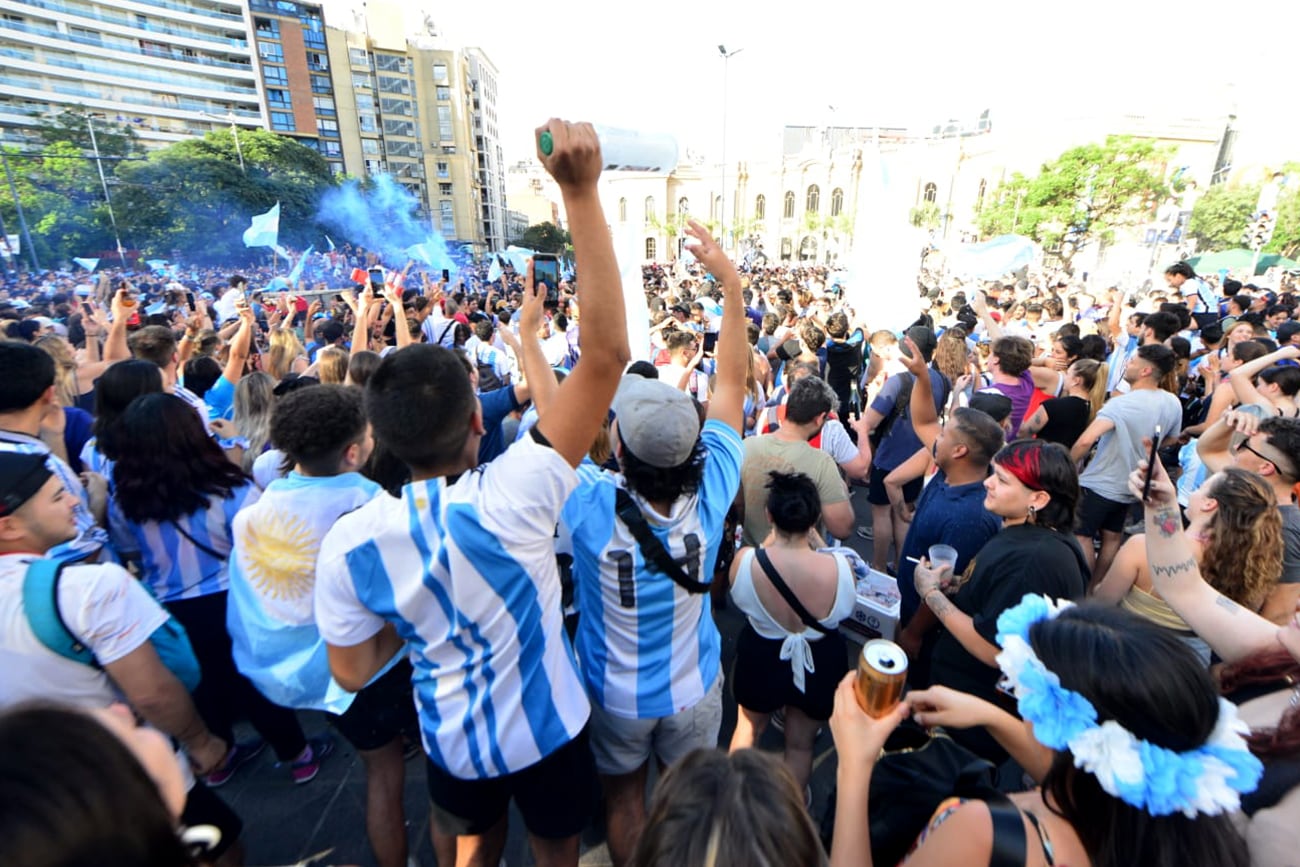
[922,589,1001,667]
[1133,451,1278,664]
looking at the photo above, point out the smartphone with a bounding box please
[1141,425,1162,501]
[533,254,560,293]
[441,268,451,283]
[186,291,196,312]
[368,267,385,290]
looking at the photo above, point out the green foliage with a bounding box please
[909,202,942,230]
[0,113,335,266]
[1264,162,1300,259]
[1187,183,1260,251]
[510,221,571,253]
[977,136,1172,257]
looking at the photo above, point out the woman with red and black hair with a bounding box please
[912,439,1090,763]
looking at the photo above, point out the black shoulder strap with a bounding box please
[169,520,226,562]
[614,488,710,594]
[979,791,1032,867]
[753,548,833,634]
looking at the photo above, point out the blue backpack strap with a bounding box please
[22,558,98,668]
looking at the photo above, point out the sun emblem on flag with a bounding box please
[239,514,319,623]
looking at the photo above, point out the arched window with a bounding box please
[713,195,722,221]
[975,179,987,213]
[806,184,820,214]
[618,197,627,222]
[645,237,656,260]
[755,194,766,220]
[923,182,938,204]
[783,191,795,220]
[779,237,792,260]
[799,235,818,261]
[830,187,844,217]
[644,196,655,223]
[678,196,690,214]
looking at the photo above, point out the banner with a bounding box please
[73,257,99,272]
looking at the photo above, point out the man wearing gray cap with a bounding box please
[561,221,746,867]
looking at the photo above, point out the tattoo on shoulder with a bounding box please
[1213,595,1241,615]
[1153,509,1180,538]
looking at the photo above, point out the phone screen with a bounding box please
[368,268,385,290]
[1141,426,1162,501]
[533,257,560,291]
[441,268,451,283]
[186,291,196,312]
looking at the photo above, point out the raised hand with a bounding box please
[535,119,602,192]
[683,219,739,284]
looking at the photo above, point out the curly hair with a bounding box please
[991,336,1034,377]
[1198,468,1283,611]
[271,384,366,476]
[1218,647,1300,760]
[932,327,968,383]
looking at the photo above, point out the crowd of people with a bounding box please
[1,119,1299,867]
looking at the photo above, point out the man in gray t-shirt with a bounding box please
[1072,344,1183,582]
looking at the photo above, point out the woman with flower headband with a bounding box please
[911,439,1089,763]
[827,598,1260,867]
[1135,451,1300,867]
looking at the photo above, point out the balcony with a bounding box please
[0,46,258,96]
[0,72,261,119]
[0,19,252,71]
[18,0,250,48]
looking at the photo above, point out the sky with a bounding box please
[326,0,1300,170]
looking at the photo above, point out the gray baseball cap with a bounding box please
[612,375,701,469]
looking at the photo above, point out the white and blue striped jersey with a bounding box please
[79,438,137,560]
[0,430,107,563]
[125,482,260,603]
[562,420,743,719]
[315,434,589,780]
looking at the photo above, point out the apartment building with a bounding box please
[466,48,506,251]
[0,0,263,146]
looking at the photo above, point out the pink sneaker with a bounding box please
[287,736,334,785]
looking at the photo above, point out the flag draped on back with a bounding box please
[243,203,281,248]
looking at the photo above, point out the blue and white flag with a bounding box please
[287,245,314,287]
[145,259,169,273]
[325,235,336,252]
[73,257,99,272]
[242,202,281,248]
[227,472,385,713]
[487,246,534,282]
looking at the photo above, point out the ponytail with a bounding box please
[1070,359,1108,423]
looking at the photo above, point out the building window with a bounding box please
[312,96,335,116]
[254,17,279,38]
[440,200,455,236]
[306,52,328,72]
[380,98,412,116]
[361,138,380,155]
[619,197,627,222]
[263,64,287,86]
[375,54,408,73]
[310,74,332,94]
[439,182,453,195]
[352,73,373,90]
[317,119,339,137]
[270,111,294,132]
[799,235,818,261]
[678,196,689,214]
[433,63,448,83]
[645,237,656,260]
[321,140,341,157]
[783,191,795,220]
[780,238,792,260]
[806,185,820,214]
[436,86,450,100]
[436,161,449,178]
[266,88,291,108]
[923,182,937,204]
[755,194,765,220]
[364,158,384,175]
[383,119,415,137]
[349,47,368,67]
[830,187,844,217]
[358,114,377,133]
[644,196,655,223]
[378,75,410,95]
[437,105,453,141]
[258,40,283,63]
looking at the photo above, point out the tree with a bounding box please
[1187,183,1260,251]
[510,221,571,253]
[1264,162,1300,259]
[977,136,1172,259]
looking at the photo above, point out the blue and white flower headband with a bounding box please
[995,595,1263,818]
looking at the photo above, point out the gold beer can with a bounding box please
[856,639,907,718]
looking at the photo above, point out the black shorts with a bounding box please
[425,728,596,839]
[731,625,849,721]
[180,781,243,860]
[328,658,418,752]
[1075,487,1130,536]
[867,463,923,507]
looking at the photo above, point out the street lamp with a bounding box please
[718,44,742,252]
[201,111,245,173]
[86,115,126,266]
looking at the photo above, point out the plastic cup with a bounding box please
[928,544,959,574]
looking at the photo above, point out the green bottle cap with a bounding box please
[539,131,553,156]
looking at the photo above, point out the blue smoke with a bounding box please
[316,175,456,275]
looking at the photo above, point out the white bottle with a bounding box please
[539,125,678,174]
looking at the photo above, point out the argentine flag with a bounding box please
[227,471,383,713]
[243,202,281,249]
